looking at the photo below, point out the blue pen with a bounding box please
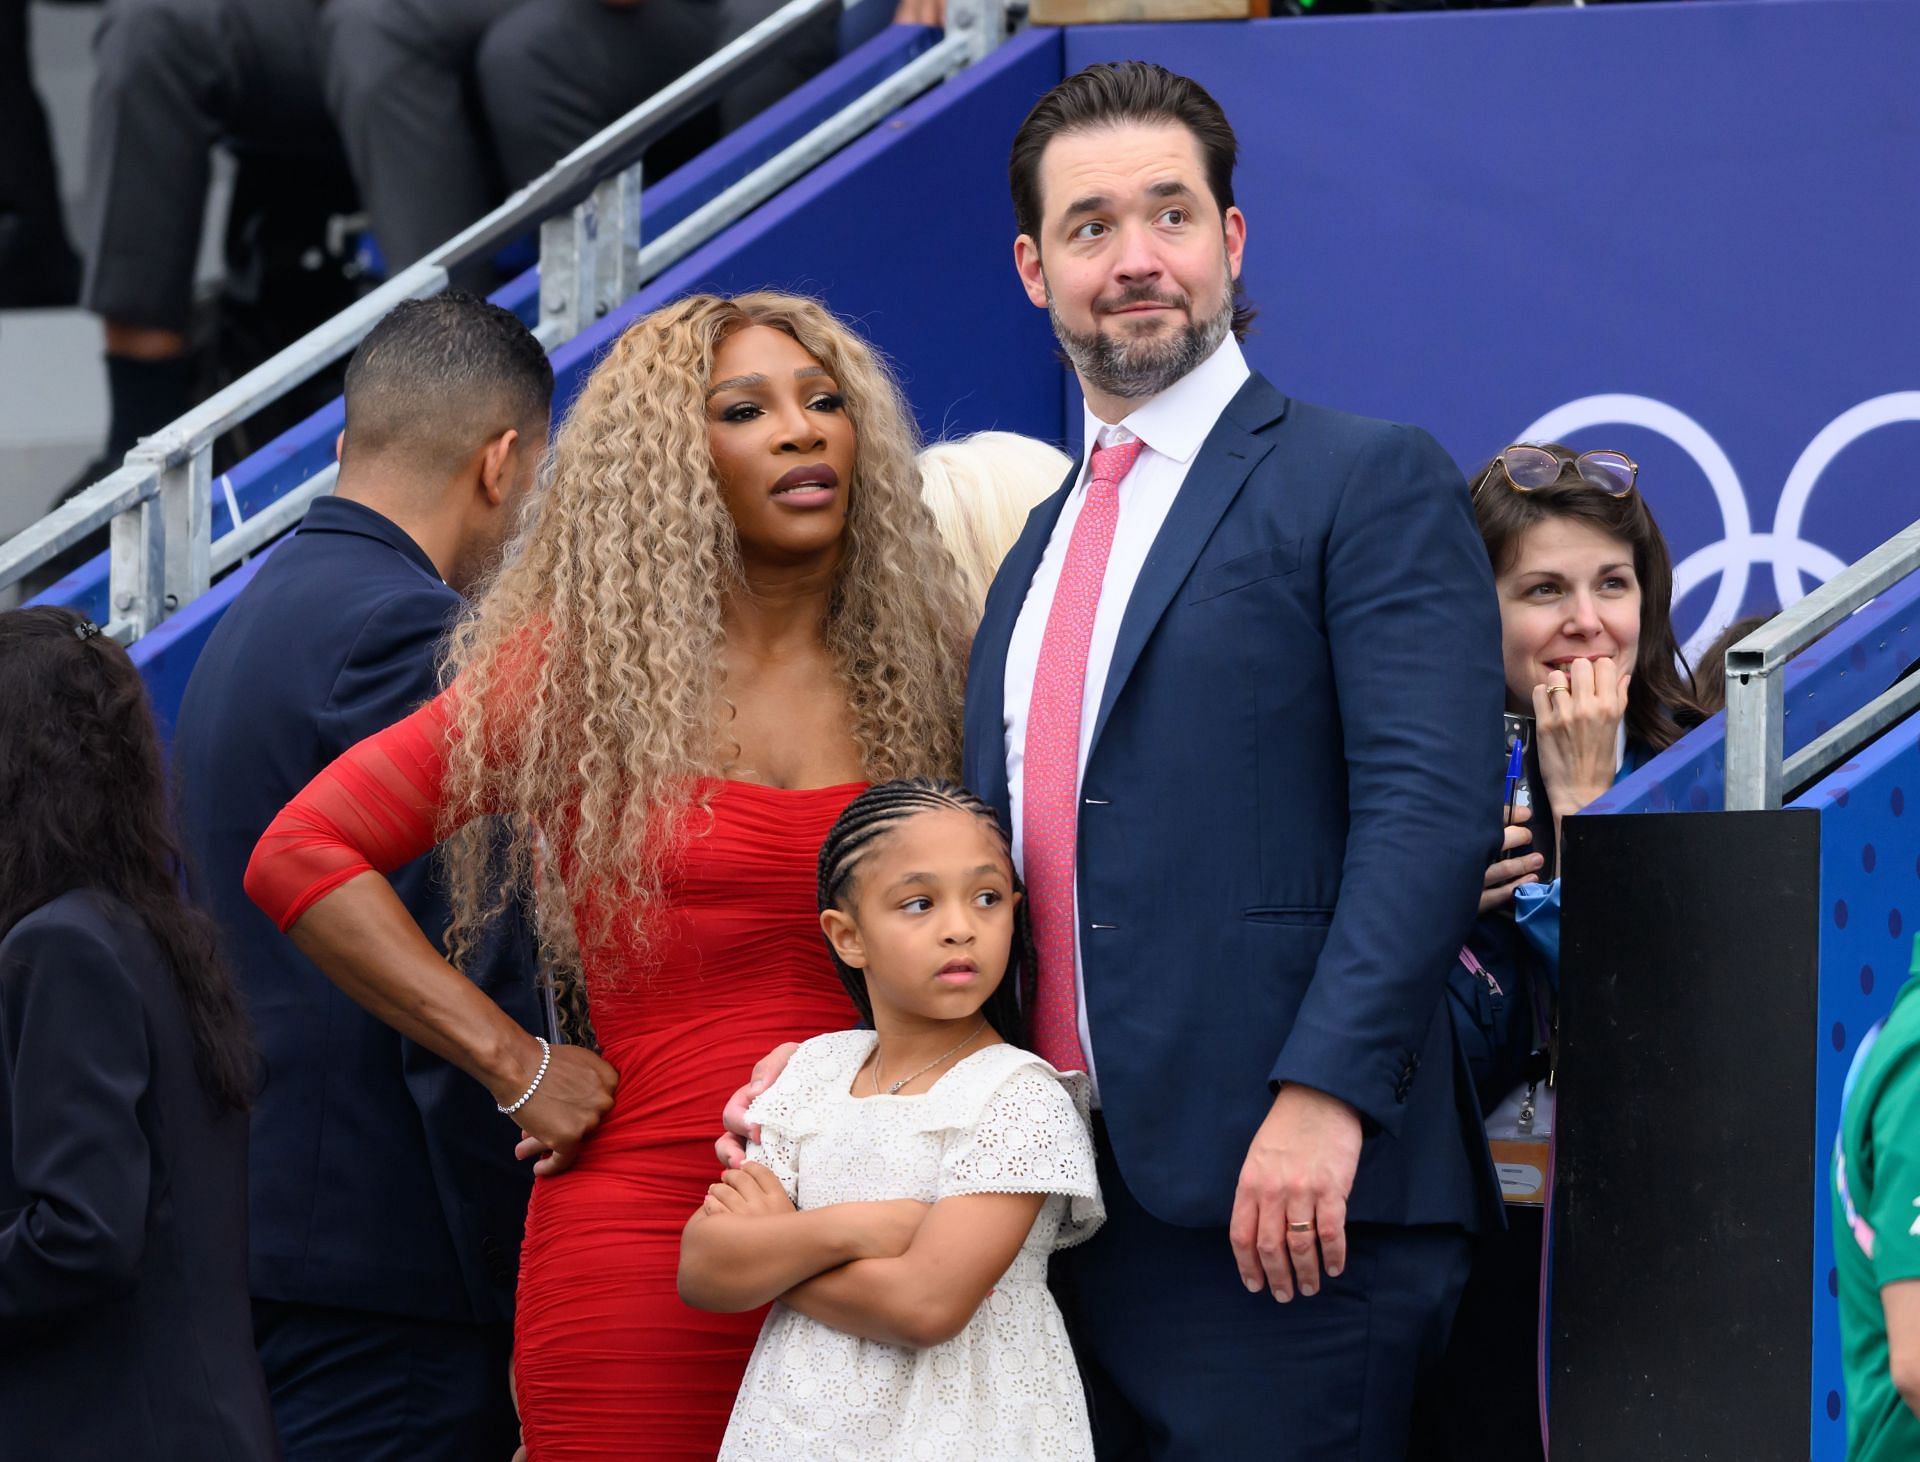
[1502,738,1525,822]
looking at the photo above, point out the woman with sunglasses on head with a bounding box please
[1426,443,1707,1462]
[1474,442,1706,967]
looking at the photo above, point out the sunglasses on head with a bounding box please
[1482,445,1638,499]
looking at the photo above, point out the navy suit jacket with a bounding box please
[174,496,542,1325]
[963,373,1505,1232]
[0,891,278,1459]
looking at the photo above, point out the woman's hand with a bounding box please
[1532,655,1631,829]
[716,1042,798,1169]
[701,1161,797,1219]
[1479,804,1543,914]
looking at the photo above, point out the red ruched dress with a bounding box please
[245,687,862,1459]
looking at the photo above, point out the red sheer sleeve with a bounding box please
[244,689,461,932]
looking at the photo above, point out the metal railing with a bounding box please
[0,0,1005,641]
[1724,518,1920,809]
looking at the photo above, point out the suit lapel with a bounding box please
[1087,374,1290,758]
[969,462,1079,822]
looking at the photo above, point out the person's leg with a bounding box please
[252,1299,517,1462]
[1416,1208,1545,1462]
[80,0,337,469]
[0,0,81,308]
[474,0,723,190]
[80,0,224,462]
[1053,1119,1471,1461]
[319,0,525,274]
[710,0,840,134]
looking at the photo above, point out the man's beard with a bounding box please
[1046,270,1236,403]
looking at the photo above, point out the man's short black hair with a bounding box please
[1008,61,1253,339]
[341,291,554,474]
[1009,61,1240,243]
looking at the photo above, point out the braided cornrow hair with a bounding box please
[816,778,1033,1046]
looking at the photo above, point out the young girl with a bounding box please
[678,778,1103,1460]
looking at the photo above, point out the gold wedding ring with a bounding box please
[1287,1221,1314,1233]
[1545,683,1570,697]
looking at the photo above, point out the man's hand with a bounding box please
[1229,1083,1363,1301]
[1480,803,1543,914]
[716,1041,799,1168]
[502,1042,617,1176]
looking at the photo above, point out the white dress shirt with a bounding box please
[1003,335,1252,1102]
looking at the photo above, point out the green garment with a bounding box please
[1835,953,1920,1461]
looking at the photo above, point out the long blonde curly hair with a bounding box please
[436,292,973,997]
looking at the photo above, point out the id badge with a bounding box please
[1484,1079,1555,1206]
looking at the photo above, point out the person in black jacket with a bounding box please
[171,292,555,1460]
[0,605,275,1461]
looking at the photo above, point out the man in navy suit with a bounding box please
[173,293,552,1460]
[966,63,1505,1458]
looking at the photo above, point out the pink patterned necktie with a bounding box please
[1024,435,1142,1073]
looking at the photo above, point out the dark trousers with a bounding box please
[81,0,341,331]
[252,1299,517,1462]
[0,0,80,308]
[1415,1207,1545,1462]
[318,0,839,274]
[1052,1117,1473,1462]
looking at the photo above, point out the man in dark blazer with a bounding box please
[173,293,552,1460]
[966,63,1507,1458]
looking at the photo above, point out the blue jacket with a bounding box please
[963,375,1506,1232]
[173,496,542,1325]
[1452,740,1652,1112]
[0,891,278,1458]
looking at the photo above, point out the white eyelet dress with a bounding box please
[717,1030,1105,1461]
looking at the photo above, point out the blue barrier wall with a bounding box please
[1800,726,1920,1456]
[1065,0,1920,661]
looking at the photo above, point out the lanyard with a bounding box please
[1457,945,1503,997]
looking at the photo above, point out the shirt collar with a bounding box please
[1078,334,1252,467]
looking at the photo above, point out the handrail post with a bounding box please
[113,439,212,636]
[540,164,643,342]
[945,0,1004,63]
[163,444,212,614]
[1724,648,1784,811]
[109,483,167,640]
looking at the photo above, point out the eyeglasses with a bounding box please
[1484,445,1638,498]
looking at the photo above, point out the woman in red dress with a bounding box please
[244,292,972,1459]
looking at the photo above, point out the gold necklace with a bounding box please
[872,1018,988,1096]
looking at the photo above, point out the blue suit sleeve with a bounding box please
[0,915,153,1320]
[1269,425,1505,1134]
[1512,879,1563,981]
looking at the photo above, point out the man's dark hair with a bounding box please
[341,291,554,474]
[1009,62,1252,339]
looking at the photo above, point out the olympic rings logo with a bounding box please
[1517,393,1920,659]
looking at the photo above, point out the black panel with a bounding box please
[1551,810,1820,1459]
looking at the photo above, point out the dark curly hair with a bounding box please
[0,608,255,1109]
[816,778,1031,1046]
